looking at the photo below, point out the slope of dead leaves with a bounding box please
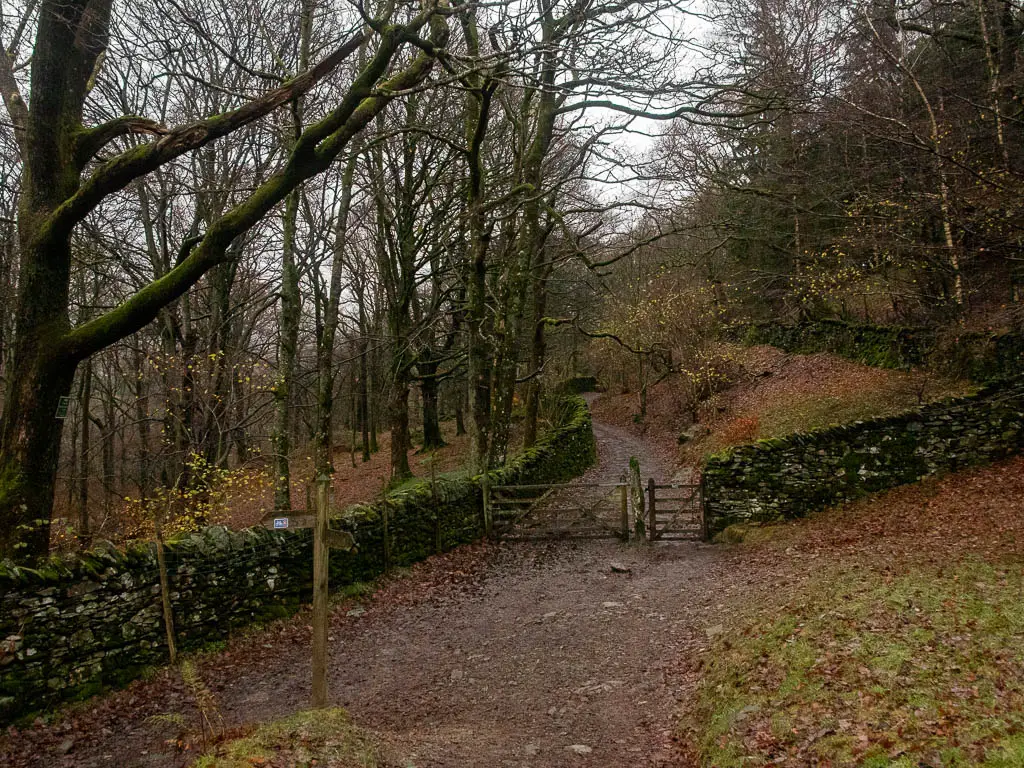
[49,424,474,551]
[589,345,971,469]
[221,427,473,531]
[680,457,1024,767]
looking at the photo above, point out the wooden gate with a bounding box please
[647,478,704,541]
[488,479,630,540]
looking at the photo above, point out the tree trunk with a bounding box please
[454,381,467,437]
[78,360,92,543]
[514,18,558,452]
[133,345,151,495]
[418,360,445,451]
[177,314,198,485]
[313,149,357,476]
[0,0,111,560]
[462,22,495,472]
[273,188,301,512]
[488,330,519,468]
[203,258,238,468]
[522,264,549,449]
[388,372,412,480]
[466,245,492,470]
[0,353,78,560]
[101,387,116,518]
[359,341,371,462]
[354,258,373,463]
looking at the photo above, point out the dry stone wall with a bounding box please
[702,379,1024,535]
[0,397,596,722]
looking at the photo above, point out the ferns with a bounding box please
[181,660,225,748]
[144,712,188,729]
[148,661,224,753]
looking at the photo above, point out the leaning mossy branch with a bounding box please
[57,10,448,365]
[49,26,376,238]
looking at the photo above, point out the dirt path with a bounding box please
[2,406,733,768]
[582,392,676,483]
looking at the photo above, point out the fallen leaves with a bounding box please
[683,455,1024,767]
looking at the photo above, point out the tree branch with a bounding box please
[0,51,28,157]
[44,26,370,241]
[74,116,169,165]
[58,8,449,363]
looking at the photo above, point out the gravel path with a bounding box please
[2,406,732,768]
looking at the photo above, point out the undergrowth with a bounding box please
[191,707,389,767]
[698,382,969,461]
[678,345,972,464]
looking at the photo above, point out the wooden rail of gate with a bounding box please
[647,478,705,541]
[488,480,630,540]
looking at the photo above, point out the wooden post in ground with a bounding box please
[647,477,657,542]
[154,500,177,665]
[381,479,392,573]
[619,474,629,541]
[311,472,330,708]
[699,471,709,541]
[629,457,645,540]
[481,472,492,537]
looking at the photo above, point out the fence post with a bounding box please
[619,474,629,541]
[629,457,645,541]
[699,470,709,541]
[647,477,657,542]
[311,472,330,708]
[153,500,177,665]
[482,472,492,537]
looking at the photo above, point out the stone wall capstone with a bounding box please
[0,396,596,723]
[702,378,1024,535]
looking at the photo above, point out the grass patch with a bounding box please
[191,707,393,767]
[711,523,783,545]
[745,379,968,446]
[757,390,923,438]
[684,349,972,461]
[340,580,377,600]
[685,558,1024,766]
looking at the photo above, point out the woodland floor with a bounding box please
[50,424,475,550]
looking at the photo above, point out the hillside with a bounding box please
[680,456,1024,766]
[589,345,972,472]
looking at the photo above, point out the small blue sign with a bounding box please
[273,517,289,530]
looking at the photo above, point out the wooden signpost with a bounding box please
[648,477,657,541]
[284,475,356,708]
